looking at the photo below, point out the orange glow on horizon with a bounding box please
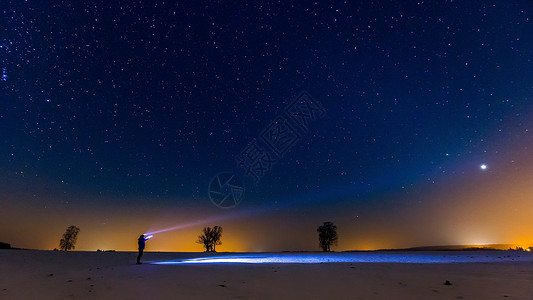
[2,132,533,252]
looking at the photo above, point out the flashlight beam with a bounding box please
[143,206,264,236]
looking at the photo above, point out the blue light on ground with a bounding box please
[149,252,526,265]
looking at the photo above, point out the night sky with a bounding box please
[1,1,533,252]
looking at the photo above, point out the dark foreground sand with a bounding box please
[1,250,533,299]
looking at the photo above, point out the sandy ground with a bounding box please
[1,250,533,299]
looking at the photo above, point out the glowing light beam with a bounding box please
[144,208,262,236]
[150,253,532,265]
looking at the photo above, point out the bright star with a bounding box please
[480,164,487,170]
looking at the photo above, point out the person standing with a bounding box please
[137,234,149,264]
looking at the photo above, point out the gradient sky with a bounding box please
[1,1,533,252]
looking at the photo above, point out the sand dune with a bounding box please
[1,250,533,299]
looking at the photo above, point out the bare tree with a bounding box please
[197,227,212,252]
[196,226,223,252]
[59,225,80,251]
[317,222,338,252]
[209,226,223,252]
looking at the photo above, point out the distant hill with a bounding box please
[0,242,12,249]
[376,244,531,251]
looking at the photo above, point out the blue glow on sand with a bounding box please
[150,252,515,265]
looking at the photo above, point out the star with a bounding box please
[480,164,487,170]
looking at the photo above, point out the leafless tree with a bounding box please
[196,226,223,252]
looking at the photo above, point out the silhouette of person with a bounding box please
[137,234,149,264]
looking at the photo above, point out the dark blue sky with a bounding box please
[1,1,533,250]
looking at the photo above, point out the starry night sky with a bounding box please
[1,1,533,251]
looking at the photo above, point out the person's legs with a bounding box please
[137,249,143,264]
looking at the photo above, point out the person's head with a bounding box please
[139,234,145,239]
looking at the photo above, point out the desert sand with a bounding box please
[1,250,533,299]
